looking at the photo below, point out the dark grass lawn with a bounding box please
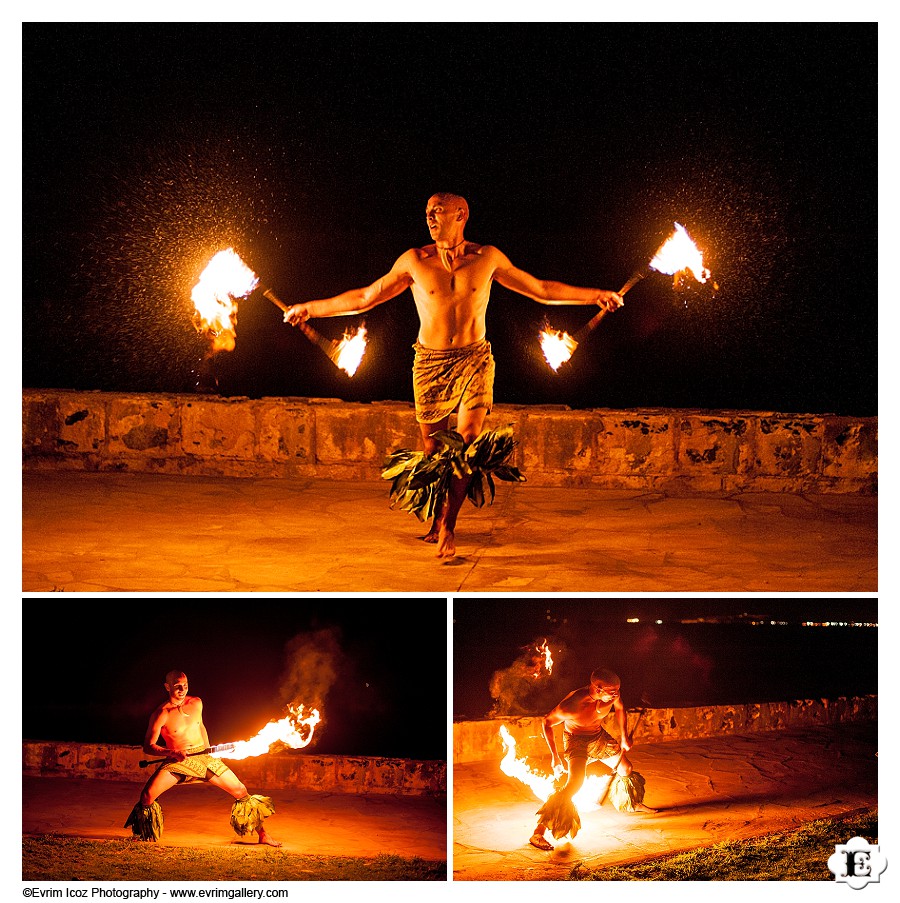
[22,834,447,881]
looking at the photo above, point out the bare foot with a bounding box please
[258,830,282,847]
[436,525,456,558]
[420,515,441,543]
[633,803,657,813]
[530,833,553,851]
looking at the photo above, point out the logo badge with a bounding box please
[828,837,887,889]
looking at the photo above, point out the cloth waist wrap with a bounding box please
[412,339,495,424]
[563,726,621,762]
[153,744,231,782]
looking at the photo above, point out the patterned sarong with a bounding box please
[563,727,621,762]
[412,339,495,424]
[153,744,231,783]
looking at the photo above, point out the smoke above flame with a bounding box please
[208,625,347,762]
[278,626,346,713]
[489,638,556,717]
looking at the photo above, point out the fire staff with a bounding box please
[283,193,624,559]
[125,670,282,846]
[530,668,654,851]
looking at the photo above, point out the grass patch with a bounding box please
[569,808,877,881]
[22,834,446,881]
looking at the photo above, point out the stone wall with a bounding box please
[22,741,446,797]
[22,390,877,493]
[453,695,877,764]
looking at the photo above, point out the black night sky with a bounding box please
[23,23,877,415]
[453,598,878,721]
[22,600,447,760]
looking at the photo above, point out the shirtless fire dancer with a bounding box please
[530,668,653,851]
[125,670,281,845]
[284,193,623,558]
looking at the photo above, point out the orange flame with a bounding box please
[649,223,711,285]
[540,328,578,371]
[531,639,553,679]
[191,249,259,353]
[334,325,368,376]
[499,725,607,812]
[213,703,321,761]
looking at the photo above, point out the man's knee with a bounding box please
[616,758,632,777]
[139,789,155,807]
[233,780,248,799]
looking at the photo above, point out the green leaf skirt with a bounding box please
[381,425,526,522]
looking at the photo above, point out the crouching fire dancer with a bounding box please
[530,668,654,851]
[124,670,281,846]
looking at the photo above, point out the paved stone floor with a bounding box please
[22,471,877,593]
[22,776,447,863]
[452,723,877,881]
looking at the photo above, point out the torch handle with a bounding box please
[619,271,646,296]
[262,288,289,312]
[260,284,349,369]
[571,272,644,344]
[262,287,333,348]
[573,307,609,343]
[138,744,234,768]
[596,706,646,806]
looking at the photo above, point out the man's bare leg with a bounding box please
[139,769,180,808]
[434,405,487,558]
[529,757,586,851]
[210,770,283,846]
[418,417,451,544]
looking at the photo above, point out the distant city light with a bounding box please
[801,621,877,628]
[626,618,640,623]
[665,615,876,627]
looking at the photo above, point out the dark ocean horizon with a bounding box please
[453,622,877,722]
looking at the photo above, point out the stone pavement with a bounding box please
[452,723,877,880]
[22,775,447,863]
[22,471,877,593]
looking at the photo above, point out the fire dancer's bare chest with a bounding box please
[162,702,201,741]
[568,697,613,730]
[411,255,492,307]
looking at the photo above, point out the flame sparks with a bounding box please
[499,725,608,812]
[649,223,711,285]
[334,325,368,376]
[213,703,321,761]
[540,328,578,371]
[191,249,259,353]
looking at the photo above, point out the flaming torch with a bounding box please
[138,704,322,768]
[540,222,713,371]
[190,248,368,377]
[262,288,368,377]
[191,249,260,354]
[212,703,321,761]
[499,724,609,813]
[531,639,554,679]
